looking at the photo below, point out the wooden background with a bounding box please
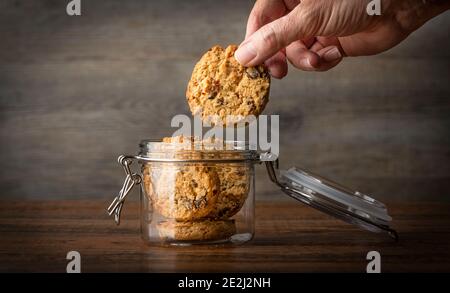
[0,0,449,201]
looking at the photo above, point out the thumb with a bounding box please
[235,10,305,67]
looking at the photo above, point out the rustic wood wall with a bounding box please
[1,0,449,201]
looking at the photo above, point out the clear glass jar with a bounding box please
[108,137,398,245]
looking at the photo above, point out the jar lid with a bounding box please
[264,161,398,240]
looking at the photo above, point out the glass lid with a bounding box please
[264,160,398,240]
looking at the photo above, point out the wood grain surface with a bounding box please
[0,0,449,200]
[1,199,449,272]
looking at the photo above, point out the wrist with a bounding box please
[394,0,450,33]
[419,0,450,23]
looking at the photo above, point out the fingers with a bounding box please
[314,46,343,71]
[286,41,320,71]
[284,0,301,11]
[239,1,345,72]
[245,0,287,39]
[265,50,288,79]
[286,39,343,72]
[318,46,343,63]
[242,0,289,78]
[235,11,301,67]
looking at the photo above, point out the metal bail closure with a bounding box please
[263,158,398,241]
[107,155,141,225]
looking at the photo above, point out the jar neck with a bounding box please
[138,139,259,161]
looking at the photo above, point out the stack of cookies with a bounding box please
[142,136,251,242]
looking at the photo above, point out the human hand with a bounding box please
[236,0,450,78]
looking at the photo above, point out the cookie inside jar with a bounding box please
[141,135,253,243]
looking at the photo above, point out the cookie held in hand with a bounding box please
[186,45,271,126]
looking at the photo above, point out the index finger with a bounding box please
[245,0,288,39]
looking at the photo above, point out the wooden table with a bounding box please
[1,200,449,272]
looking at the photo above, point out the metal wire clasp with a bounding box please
[264,158,282,188]
[107,155,142,225]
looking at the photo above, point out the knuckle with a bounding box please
[258,25,279,49]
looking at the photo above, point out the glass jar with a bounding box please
[109,138,260,245]
[108,138,398,246]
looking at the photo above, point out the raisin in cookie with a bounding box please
[143,164,220,221]
[157,219,236,241]
[186,45,270,125]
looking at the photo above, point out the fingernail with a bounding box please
[323,47,342,62]
[235,41,257,65]
[300,58,314,69]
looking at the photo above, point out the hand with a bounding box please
[236,0,450,78]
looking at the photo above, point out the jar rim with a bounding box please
[137,138,260,162]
